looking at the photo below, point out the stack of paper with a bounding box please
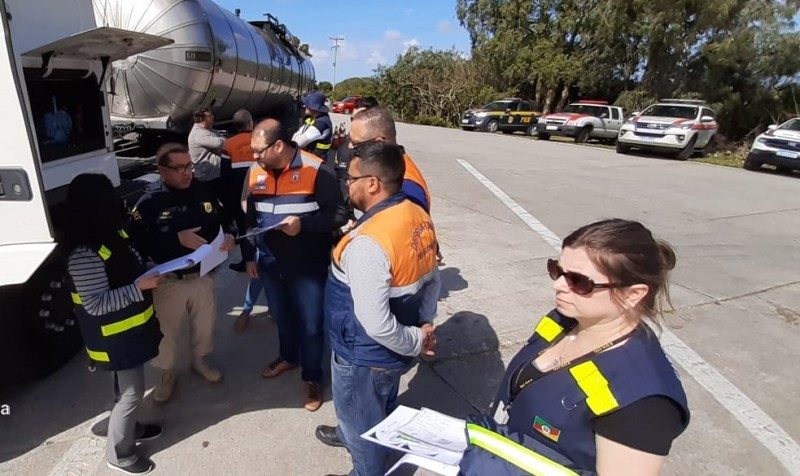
[138,227,228,279]
[361,406,467,476]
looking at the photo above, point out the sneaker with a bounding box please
[234,311,250,334]
[192,358,223,383]
[135,424,162,442]
[107,457,154,475]
[303,381,323,412]
[152,370,175,404]
[261,358,297,378]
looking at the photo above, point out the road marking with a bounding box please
[457,158,800,474]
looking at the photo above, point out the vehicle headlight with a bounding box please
[475,112,488,118]
[679,123,694,130]
[756,137,768,144]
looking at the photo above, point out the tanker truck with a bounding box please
[0,0,315,389]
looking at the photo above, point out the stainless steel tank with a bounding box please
[92,0,315,129]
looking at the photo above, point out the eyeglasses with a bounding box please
[547,259,625,295]
[345,174,377,185]
[252,140,278,157]
[160,162,194,174]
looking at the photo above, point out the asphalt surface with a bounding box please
[2,116,799,475]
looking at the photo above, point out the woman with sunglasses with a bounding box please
[459,219,689,476]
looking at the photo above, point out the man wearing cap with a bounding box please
[293,91,333,159]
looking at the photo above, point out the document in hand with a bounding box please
[235,222,283,240]
[138,227,228,279]
[361,405,467,476]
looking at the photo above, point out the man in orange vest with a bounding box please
[225,109,255,274]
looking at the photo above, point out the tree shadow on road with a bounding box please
[438,267,468,300]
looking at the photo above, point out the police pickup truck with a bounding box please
[536,101,624,143]
[461,98,539,133]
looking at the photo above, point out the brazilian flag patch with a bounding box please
[533,415,561,442]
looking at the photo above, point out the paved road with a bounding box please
[2,118,799,475]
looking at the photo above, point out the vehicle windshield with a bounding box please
[642,105,699,119]
[779,119,800,132]
[562,104,604,116]
[481,101,512,111]
[343,96,359,102]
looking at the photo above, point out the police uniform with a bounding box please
[130,178,230,372]
[326,192,440,475]
[459,310,690,475]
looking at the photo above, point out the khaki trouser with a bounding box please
[152,273,216,370]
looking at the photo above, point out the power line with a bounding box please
[329,35,344,90]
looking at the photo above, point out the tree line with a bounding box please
[322,0,800,143]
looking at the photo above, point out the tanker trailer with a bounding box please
[92,0,315,135]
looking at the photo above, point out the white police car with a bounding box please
[616,100,718,160]
[745,118,800,173]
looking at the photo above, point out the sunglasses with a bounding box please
[547,259,625,295]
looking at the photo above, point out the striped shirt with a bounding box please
[67,246,145,317]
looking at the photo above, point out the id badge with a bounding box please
[493,401,510,425]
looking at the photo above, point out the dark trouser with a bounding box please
[332,352,412,476]
[107,366,145,467]
[262,266,325,382]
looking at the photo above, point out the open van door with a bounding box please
[0,5,55,286]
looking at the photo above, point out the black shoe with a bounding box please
[315,425,346,448]
[107,458,154,475]
[228,261,246,272]
[135,424,162,441]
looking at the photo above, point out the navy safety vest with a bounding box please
[302,114,333,159]
[325,193,438,369]
[460,309,689,474]
[69,230,162,371]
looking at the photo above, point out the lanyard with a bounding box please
[511,326,639,399]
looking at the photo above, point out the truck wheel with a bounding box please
[743,159,761,171]
[616,142,631,154]
[526,125,537,136]
[484,119,499,133]
[675,136,697,160]
[575,126,592,143]
[537,133,550,141]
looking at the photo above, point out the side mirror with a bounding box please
[700,115,715,123]
[631,111,640,116]
[767,124,779,131]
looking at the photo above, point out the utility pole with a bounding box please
[329,35,344,91]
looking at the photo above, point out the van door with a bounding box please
[0,5,55,286]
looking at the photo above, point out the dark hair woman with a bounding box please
[459,219,689,476]
[64,174,163,475]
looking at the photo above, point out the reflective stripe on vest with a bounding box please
[100,306,155,337]
[535,316,564,342]
[316,142,331,150]
[569,361,620,415]
[86,348,110,362]
[466,423,579,476]
[71,292,82,305]
[118,229,129,239]
[98,245,112,261]
[254,201,320,214]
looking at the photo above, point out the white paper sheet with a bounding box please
[138,227,227,279]
[235,222,283,240]
[385,453,460,476]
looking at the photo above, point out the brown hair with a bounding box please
[562,219,677,327]
[156,142,189,166]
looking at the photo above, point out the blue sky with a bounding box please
[216,0,471,84]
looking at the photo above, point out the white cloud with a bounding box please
[309,47,330,61]
[365,50,387,67]
[402,38,419,52]
[336,41,360,62]
[384,30,402,41]
[437,20,453,34]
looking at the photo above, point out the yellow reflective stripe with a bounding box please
[100,306,154,337]
[86,348,110,362]
[98,245,112,261]
[316,142,331,150]
[467,424,578,476]
[569,361,619,415]
[71,292,82,305]
[118,229,129,239]
[304,118,313,125]
[535,316,564,342]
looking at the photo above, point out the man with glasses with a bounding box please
[241,119,347,411]
[130,143,235,403]
[315,142,440,475]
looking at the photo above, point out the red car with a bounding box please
[331,96,363,114]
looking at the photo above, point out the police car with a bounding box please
[744,118,800,173]
[616,99,718,160]
[461,98,538,133]
[536,101,624,143]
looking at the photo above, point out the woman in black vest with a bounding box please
[460,219,689,475]
[65,174,163,475]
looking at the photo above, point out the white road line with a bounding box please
[457,158,800,474]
